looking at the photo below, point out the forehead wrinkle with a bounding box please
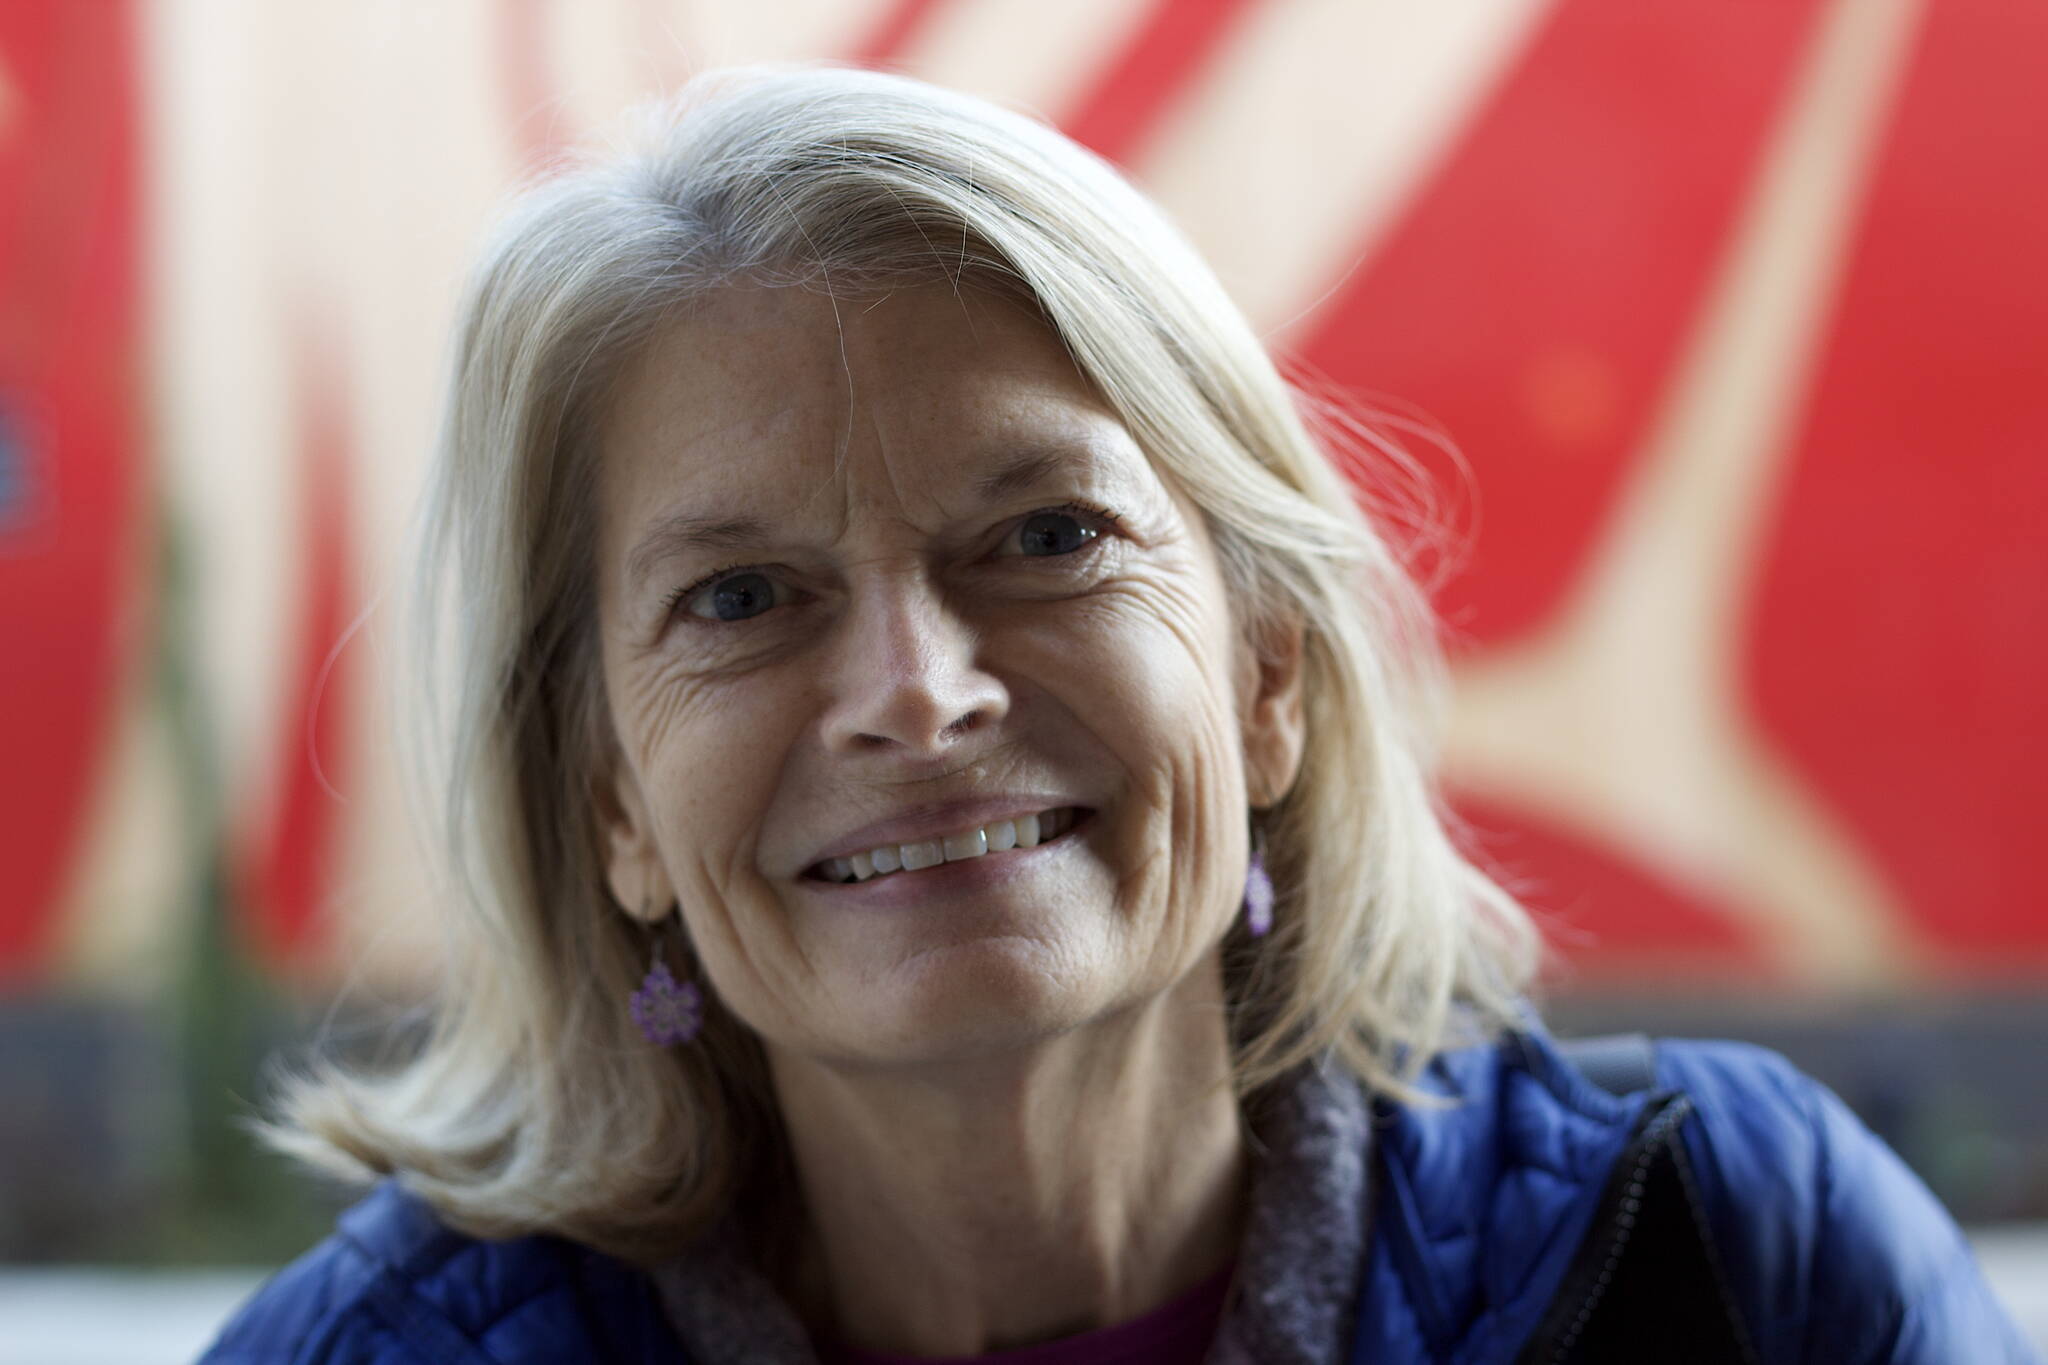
[870,402,956,530]
[789,431,858,550]
[787,402,943,548]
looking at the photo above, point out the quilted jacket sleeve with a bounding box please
[197,1235,457,1365]
[1657,1039,2040,1365]
[193,1180,685,1364]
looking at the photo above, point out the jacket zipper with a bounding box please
[1533,1093,1695,1364]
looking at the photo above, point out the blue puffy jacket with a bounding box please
[199,1030,2039,1362]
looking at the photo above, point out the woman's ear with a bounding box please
[1241,609,1308,810]
[596,755,673,921]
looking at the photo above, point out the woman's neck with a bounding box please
[763,963,1247,1358]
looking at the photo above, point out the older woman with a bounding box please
[204,67,2032,1364]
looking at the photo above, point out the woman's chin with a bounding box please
[836,938,1114,1067]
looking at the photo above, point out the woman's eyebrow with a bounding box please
[625,443,1108,586]
[624,511,771,588]
[971,443,1101,504]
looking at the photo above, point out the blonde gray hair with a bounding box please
[268,64,1541,1262]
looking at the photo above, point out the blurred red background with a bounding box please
[3,0,2044,998]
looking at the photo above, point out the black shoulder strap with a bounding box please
[1521,1039,1764,1364]
[1556,1031,1658,1097]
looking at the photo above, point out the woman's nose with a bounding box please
[820,578,1009,758]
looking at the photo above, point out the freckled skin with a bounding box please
[593,283,1300,1071]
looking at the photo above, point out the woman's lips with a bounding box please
[803,805,1092,882]
[802,808,1095,898]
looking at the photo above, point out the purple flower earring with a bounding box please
[629,906,703,1047]
[1243,823,1274,938]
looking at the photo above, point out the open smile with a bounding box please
[805,807,1093,885]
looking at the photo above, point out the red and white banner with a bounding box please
[3,0,2043,994]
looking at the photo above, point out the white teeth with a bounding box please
[821,808,1078,883]
[943,828,988,861]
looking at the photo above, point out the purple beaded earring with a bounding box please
[1243,822,1274,938]
[629,904,703,1047]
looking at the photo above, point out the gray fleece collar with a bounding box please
[652,1060,1373,1364]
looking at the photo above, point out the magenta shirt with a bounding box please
[817,1263,1234,1365]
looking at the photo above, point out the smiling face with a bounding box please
[593,282,1303,1071]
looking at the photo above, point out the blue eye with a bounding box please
[688,570,779,622]
[1015,510,1097,557]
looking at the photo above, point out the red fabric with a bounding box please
[1298,0,1828,649]
[818,1262,1233,1365]
[1057,0,1269,167]
[231,331,355,967]
[1742,0,2048,965]
[0,0,140,982]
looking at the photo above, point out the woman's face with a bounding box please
[593,283,1302,1068]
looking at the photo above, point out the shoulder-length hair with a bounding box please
[267,64,1541,1263]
